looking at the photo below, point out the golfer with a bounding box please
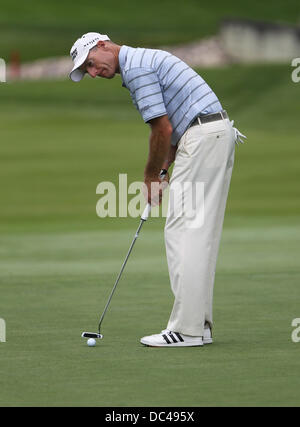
[69,32,246,347]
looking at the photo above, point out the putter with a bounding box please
[81,202,152,340]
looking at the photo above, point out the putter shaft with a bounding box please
[97,217,146,334]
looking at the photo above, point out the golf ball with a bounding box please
[87,338,96,347]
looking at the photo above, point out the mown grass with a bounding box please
[0,63,299,406]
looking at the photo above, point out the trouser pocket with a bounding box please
[202,129,230,168]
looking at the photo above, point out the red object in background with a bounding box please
[10,50,21,79]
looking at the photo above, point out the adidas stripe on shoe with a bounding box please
[140,330,203,347]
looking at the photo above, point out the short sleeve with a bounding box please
[125,68,167,122]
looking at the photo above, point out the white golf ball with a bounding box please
[87,338,96,347]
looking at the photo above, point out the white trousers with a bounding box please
[165,117,235,336]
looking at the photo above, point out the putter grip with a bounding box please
[141,203,151,221]
[141,170,167,220]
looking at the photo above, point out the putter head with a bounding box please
[81,332,103,339]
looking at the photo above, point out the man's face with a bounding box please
[82,42,117,79]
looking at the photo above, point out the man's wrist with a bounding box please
[144,170,159,181]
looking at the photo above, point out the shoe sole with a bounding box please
[140,340,203,347]
[203,338,213,344]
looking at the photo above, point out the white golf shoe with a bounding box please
[140,330,203,347]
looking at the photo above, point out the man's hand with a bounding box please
[143,170,169,206]
[144,115,172,205]
[143,174,161,206]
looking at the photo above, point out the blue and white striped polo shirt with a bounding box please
[118,45,223,146]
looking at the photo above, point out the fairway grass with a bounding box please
[0,225,299,406]
[0,64,300,406]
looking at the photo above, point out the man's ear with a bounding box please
[96,40,106,49]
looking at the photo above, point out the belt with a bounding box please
[190,110,228,127]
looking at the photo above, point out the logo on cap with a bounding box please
[83,37,100,48]
[71,48,78,61]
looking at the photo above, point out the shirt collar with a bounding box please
[118,45,129,88]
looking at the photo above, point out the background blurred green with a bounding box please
[0,0,300,407]
[0,0,299,61]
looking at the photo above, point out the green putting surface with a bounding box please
[0,64,300,406]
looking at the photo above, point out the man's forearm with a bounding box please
[144,130,171,179]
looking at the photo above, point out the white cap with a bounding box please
[69,32,110,82]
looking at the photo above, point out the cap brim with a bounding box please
[69,53,89,82]
[70,68,85,82]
